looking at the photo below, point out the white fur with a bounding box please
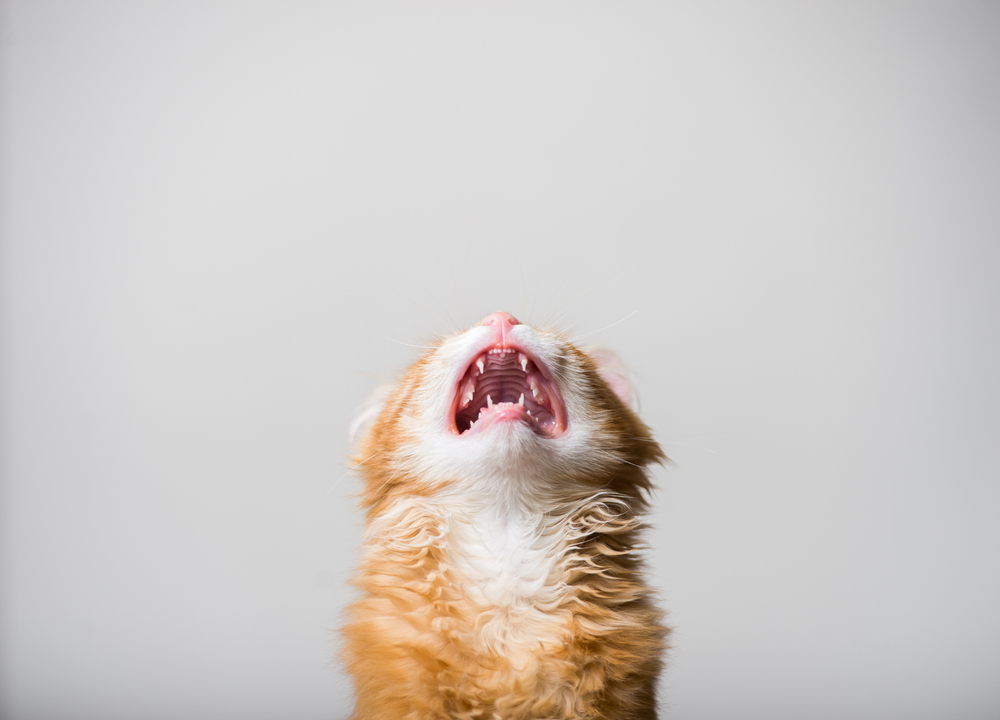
[363,486,639,665]
[355,323,645,658]
[387,324,623,494]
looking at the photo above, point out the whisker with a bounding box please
[427,289,462,336]
[320,452,381,506]
[597,450,643,469]
[453,244,474,329]
[546,268,629,330]
[370,465,401,499]
[385,337,438,350]
[390,288,442,330]
[537,269,575,328]
[511,251,529,324]
[567,309,639,343]
[529,274,541,326]
[659,440,719,455]
[390,285,459,337]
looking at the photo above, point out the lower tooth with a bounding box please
[518,393,524,406]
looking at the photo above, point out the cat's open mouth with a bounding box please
[451,345,565,437]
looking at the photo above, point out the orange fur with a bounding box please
[342,322,668,719]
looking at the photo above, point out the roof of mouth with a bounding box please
[454,348,561,435]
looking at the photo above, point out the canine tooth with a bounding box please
[527,409,532,416]
[487,394,493,408]
[518,393,524,406]
[519,354,528,372]
[476,358,484,374]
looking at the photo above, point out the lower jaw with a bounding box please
[461,408,547,437]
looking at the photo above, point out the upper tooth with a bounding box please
[519,354,528,372]
[476,358,484,374]
[531,380,543,402]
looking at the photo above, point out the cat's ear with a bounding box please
[349,384,393,445]
[587,347,635,409]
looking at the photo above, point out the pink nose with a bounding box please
[479,311,520,329]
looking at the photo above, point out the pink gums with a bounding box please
[450,314,566,437]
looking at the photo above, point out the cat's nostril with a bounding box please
[479,312,520,328]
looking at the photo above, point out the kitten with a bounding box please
[343,312,667,719]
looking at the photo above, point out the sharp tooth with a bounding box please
[518,393,524,406]
[487,395,493,408]
[519,354,528,372]
[527,409,532,416]
[476,358,484,374]
[531,380,542,402]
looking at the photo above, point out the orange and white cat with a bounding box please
[343,312,668,719]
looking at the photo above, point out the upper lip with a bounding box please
[448,338,566,437]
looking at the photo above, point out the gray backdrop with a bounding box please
[1,3,998,719]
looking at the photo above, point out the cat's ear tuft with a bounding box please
[587,347,635,409]
[349,385,393,445]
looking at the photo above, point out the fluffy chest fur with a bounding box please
[364,494,573,661]
[342,314,667,719]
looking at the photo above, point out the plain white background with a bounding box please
[1,3,998,719]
